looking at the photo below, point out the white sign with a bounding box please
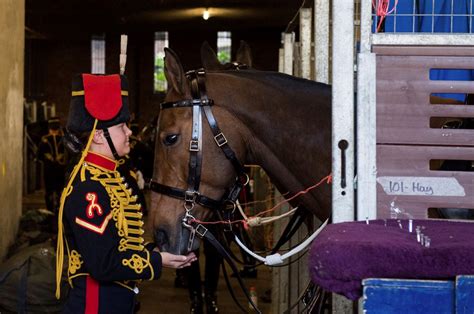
[377,176,465,197]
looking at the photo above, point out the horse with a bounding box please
[150,48,332,255]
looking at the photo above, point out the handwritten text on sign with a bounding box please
[377,176,465,196]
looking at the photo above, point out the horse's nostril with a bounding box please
[154,229,169,252]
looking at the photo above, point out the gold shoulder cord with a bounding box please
[87,158,150,277]
[55,120,98,300]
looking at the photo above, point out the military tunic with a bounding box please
[61,151,162,314]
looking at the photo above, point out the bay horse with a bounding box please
[150,48,332,255]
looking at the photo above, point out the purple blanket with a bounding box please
[308,219,474,300]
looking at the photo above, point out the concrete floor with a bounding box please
[22,189,273,313]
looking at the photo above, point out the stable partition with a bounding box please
[375,46,474,219]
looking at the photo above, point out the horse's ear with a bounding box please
[164,48,188,95]
[200,41,222,70]
[236,40,253,68]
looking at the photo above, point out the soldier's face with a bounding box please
[108,123,132,157]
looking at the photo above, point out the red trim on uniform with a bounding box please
[85,152,117,171]
[85,276,99,314]
[82,74,122,120]
[85,192,103,218]
[75,213,113,235]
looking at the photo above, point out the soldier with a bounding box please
[55,73,196,313]
[37,116,66,213]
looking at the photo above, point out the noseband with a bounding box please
[149,69,248,234]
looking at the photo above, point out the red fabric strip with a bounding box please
[85,152,117,171]
[82,74,122,120]
[85,276,99,314]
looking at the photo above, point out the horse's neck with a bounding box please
[212,72,332,217]
[246,118,332,217]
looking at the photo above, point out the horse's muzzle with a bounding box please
[154,228,170,252]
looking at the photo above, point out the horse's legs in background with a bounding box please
[185,250,204,314]
[182,225,222,314]
[203,226,222,313]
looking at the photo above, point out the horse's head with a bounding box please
[150,48,249,254]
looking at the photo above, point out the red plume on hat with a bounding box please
[66,74,130,133]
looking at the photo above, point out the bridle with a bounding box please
[148,67,328,313]
[148,69,249,244]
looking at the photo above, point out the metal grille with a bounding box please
[372,0,474,33]
[154,31,169,93]
[91,34,106,74]
[217,31,232,63]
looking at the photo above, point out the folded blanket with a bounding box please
[308,219,474,300]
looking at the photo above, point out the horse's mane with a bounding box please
[210,69,331,99]
[206,70,332,120]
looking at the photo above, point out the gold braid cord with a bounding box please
[68,250,83,275]
[85,163,150,275]
[122,252,152,275]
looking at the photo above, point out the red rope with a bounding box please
[190,173,332,227]
[372,0,399,33]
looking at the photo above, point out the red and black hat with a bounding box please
[67,74,130,133]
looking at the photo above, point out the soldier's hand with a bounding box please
[159,252,197,269]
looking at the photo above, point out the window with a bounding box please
[217,31,231,63]
[154,31,169,93]
[91,35,106,74]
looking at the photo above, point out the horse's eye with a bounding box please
[163,134,179,146]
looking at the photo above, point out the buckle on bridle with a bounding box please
[195,224,208,238]
[214,133,228,147]
[184,190,198,203]
[189,140,199,151]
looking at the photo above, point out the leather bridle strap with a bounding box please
[148,181,222,209]
[202,105,246,175]
[192,222,261,313]
[160,98,213,109]
[186,72,203,196]
[194,69,247,179]
[269,206,308,254]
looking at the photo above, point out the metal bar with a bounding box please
[432,0,435,33]
[299,8,312,80]
[394,0,397,32]
[360,0,372,53]
[314,0,330,83]
[357,0,377,221]
[469,0,474,33]
[332,0,355,223]
[372,33,474,45]
[283,32,294,75]
[451,0,454,33]
[356,52,377,221]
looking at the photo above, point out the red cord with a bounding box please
[372,0,399,32]
[190,173,332,227]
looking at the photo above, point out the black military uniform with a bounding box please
[56,73,162,314]
[117,154,148,214]
[37,117,66,212]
